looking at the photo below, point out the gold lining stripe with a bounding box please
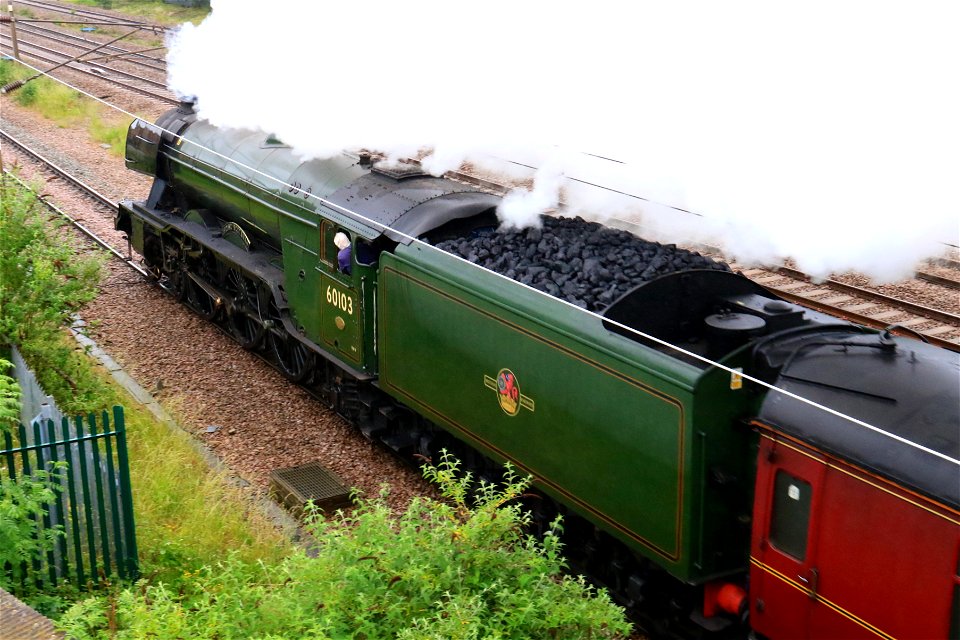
[380,265,687,562]
[756,430,960,525]
[751,557,896,640]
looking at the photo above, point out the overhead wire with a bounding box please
[3,56,957,468]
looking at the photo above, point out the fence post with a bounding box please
[112,406,139,579]
[16,422,42,586]
[7,3,20,60]
[87,413,112,579]
[74,415,99,587]
[32,419,56,586]
[45,418,69,584]
[59,415,86,588]
[101,409,125,578]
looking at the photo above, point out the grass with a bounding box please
[64,0,210,26]
[13,334,292,617]
[93,365,292,581]
[0,59,132,157]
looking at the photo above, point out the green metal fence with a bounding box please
[1,406,138,589]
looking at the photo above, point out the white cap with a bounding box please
[334,232,350,250]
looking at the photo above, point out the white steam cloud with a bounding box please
[167,0,959,282]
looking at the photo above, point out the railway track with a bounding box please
[14,0,166,32]
[0,128,149,276]
[13,22,167,72]
[0,32,177,104]
[734,264,960,351]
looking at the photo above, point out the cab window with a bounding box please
[320,221,336,267]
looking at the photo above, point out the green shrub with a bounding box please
[0,59,31,86]
[14,80,38,106]
[59,454,632,638]
[0,176,107,413]
[0,366,63,592]
[0,359,18,430]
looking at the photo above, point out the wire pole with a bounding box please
[7,2,20,60]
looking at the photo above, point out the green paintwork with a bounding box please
[167,121,374,251]
[320,273,362,365]
[377,243,758,583]
[144,121,380,374]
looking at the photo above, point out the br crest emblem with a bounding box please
[483,368,535,416]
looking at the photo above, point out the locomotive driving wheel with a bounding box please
[269,331,315,383]
[225,268,265,350]
[163,266,188,302]
[182,250,222,321]
[184,275,220,321]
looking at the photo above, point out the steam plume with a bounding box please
[167,0,960,282]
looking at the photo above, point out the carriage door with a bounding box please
[749,434,826,640]
[318,221,362,367]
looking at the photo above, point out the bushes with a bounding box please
[59,454,632,639]
[0,364,62,592]
[0,176,107,413]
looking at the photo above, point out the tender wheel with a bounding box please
[269,331,315,383]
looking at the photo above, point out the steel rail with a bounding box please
[14,22,166,70]
[1,34,169,88]
[768,265,960,326]
[14,0,166,32]
[0,35,179,104]
[916,271,960,291]
[768,288,959,353]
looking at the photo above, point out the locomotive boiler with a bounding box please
[118,103,960,638]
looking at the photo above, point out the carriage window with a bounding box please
[769,470,811,561]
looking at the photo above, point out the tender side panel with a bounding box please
[378,248,702,580]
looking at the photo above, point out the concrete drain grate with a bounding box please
[269,462,352,517]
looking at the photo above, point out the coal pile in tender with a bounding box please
[435,216,730,312]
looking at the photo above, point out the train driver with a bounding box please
[334,231,352,275]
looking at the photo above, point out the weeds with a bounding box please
[66,0,209,25]
[58,453,632,638]
[0,60,132,156]
[0,176,107,414]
